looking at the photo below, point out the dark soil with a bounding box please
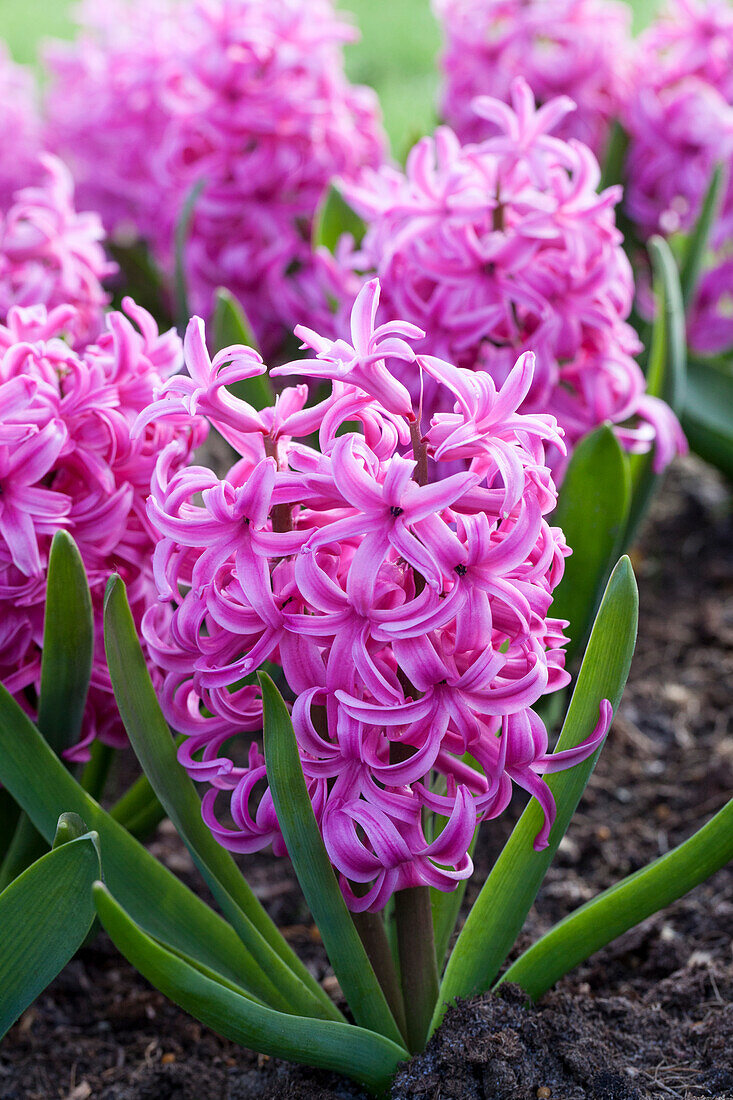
[1,456,731,1100]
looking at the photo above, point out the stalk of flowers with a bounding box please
[44,0,387,355]
[0,44,42,208]
[432,0,632,158]
[0,155,115,348]
[624,0,733,355]
[0,298,206,761]
[320,79,686,477]
[137,278,611,911]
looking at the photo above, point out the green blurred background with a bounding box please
[0,0,660,156]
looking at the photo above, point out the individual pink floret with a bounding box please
[0,155,115,347]
[0,299,206,759]
[0,45,42,207]
[324,80,684,476]
[140,279,612,911]
[433,0,632,158]
[625,0,733,354]
[44,0,387,355]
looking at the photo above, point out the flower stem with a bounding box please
[394,885,439,1053]
[351,909,408,1043]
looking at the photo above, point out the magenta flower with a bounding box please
[625,0,733,354]
[0,155,115,347]
[44,0,387,355]
[0,45,42,207]
[433,0,632,158]
[322,79,684,477]
[0,299,206,760]
[142,281,611,911]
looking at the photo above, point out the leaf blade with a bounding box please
[37,530,94,754]
[0,683,307,1003]
[312,183,366,253]
[0,827,100,1039]
[551,425,631,663]
[260,672,407,1047]
[103,576,339,1020]
[94,883,407,1095]
[501,797,733,999]
[433,557,638,1032]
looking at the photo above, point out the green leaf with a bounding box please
[646,236,687,414]
[174,178,205,330]
[551,426,631,664]
[501,797,733,999]
[52,812,89,848]
[0,683,315,1004]
[599,120,629,192]
[679,165,725,310]
[211,288,274,411]
[0,821,100,1039]
[432,557,638,1033]
[260,672,406,1047]
[103,576,339,1021]
[682,358,733,480]
[0,532,96,888]
[312,183,366,254]
[431,828,478,972]
[625,236,687,545]
[94,883,406,1095]
[38,531,94,755]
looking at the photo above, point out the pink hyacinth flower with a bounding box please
[142,282,613,911]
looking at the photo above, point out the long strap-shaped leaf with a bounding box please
[432,557,638,1033]
[0,823,100,1038]
[38,530,94,753]
[103,576,340,1022]
[260,672,407,1048]
[683,357,733,480]
[312,183,367,253]
[0,530,96,886]
[0,684,309,1006]
[679,165,725,310]
[625,236,686,546]
[95,882,407,1096]
[550,425,631,665]
[501,797,733,999]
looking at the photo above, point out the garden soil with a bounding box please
[1,456,731,1100]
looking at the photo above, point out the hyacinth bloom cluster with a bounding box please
[625,0,733,355]
[0,299,206,759]
[139,279,612,911]
[327,79,685,474]
[0,155,115,348]
[0,45,42,207]
[433,0,632,158]
[44,0,386,354]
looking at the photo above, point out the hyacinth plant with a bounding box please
[43,0,387,354]
[0,292,205,889]
[0,286,730,1093]
[317,80,687,489]
[433,0,633,158]
[428,0,733,479]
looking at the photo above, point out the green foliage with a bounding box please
[626,236,686,544]
[93,883,407,1094]
[0,815,100,1039]
[679,166,726,311]
[211,288,275,411]
[683,358,733,480]
[551,426,631,664]
[313,184,367,253]
[502,796,733,998]
[260,671,407,1047]
[432,557,638,1033]
[103,576,338,1019]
